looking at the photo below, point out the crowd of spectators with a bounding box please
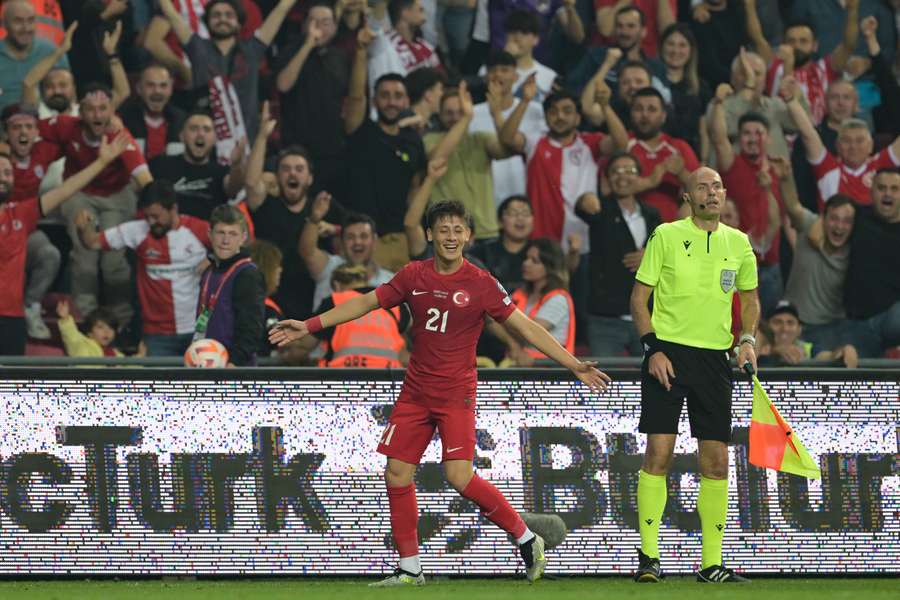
[1,0,900,367]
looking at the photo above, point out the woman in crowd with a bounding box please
[658,23,710,156]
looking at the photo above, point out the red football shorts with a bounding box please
[376,388,476,464]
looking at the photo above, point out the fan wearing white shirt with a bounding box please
[503,9,558,103]
[470,50,547,207]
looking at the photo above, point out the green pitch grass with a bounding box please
[0,577,897,600]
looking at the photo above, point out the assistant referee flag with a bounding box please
[749,375,821,479]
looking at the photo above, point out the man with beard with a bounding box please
[0,131,130,355]
[575,152,661,357]
[595,0,675,59]
[368,0,442,87]
[842,168,900,357]
[567,5,666,97]
[149,110,248,220]
[159,0,297,150]
[343,28,428,273]
[626,86,699,222]
[74,180,211,357]
[500,75,628,253]
[784,76,900,209]
[711,84,784,315]
[0,0,69,112]
[744,0,859,126]
[2,104,63,340]
[245,105,344,320]
[38,83,154,326]
[275,1,351,194]
[120,64,186,162]
[301,194,394,312]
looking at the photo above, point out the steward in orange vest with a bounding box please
[313,264,409,368]
[510,287,576,358]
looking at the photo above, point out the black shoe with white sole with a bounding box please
[696,564,750,583]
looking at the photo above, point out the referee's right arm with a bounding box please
[630,230,675,390]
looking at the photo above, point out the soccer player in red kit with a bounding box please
[271,199,611,585]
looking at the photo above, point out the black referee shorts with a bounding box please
[639,339,733,442]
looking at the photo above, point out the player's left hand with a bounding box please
[574,360,612,393]
[737,342,758,374]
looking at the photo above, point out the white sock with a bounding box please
[517,528,535,545]
[398,555,421,574]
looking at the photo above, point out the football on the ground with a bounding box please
[184,338,229,368]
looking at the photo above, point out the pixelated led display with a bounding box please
[0,370,897,575]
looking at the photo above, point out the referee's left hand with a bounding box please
[737,343,758,375]
[574,361,612,393]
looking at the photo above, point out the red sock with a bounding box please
[386,484,419,558]
[460,474,527,539]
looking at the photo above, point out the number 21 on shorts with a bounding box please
[425,308,448,333]
[381,423,398,446]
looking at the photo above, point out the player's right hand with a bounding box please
[268,319,310,346]
[648,352,675,391]
[574,361,612,393]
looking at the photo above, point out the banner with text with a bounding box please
[0,373,897,575]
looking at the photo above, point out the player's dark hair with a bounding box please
[823,193,856,217]
[523,238,569,295]
[341,212,377,236]
[388,0,416,25]
[210,204,248,234]
[203,0,246,27]
[486,50,516,69]
[374,73,408,95]
[632,86,666,109]
[139,179,178,211]
[738,111,770,131]
[426,199,470,230]
[615,4,645,26]
[497,194,532,220]
[79,82,113,103]
[406,67,445,105]
[605,151,642,177]
[504,9,541,35]
[785,19,817,39]
[276,145,314,175]
[543,89,580,114]
[83,307,118,337]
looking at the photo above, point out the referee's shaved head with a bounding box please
[684,167,726,222]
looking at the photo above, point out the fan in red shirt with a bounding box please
[784,75,900,210]
[1,105,62,202]
[0,132,131,355]
[710,83,784,315]
[271,200,610,586]
[626,87,699,222]
[37,83,155,323]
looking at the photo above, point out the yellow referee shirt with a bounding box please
[636,217,758,350]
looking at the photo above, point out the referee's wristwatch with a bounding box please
[739,333,757,348]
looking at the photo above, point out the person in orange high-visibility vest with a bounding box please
[503,238,575,366]
[313,263,410,368]
[0,0,64,45]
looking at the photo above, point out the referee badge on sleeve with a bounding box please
[720,269,737,293]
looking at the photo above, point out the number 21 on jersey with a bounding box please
[424,308,448,333]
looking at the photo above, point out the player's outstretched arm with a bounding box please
[269,291,380,346]
[503,309,611,392]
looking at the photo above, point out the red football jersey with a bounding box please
[38,115,148,197]
[11,141,62,202]
[375,258,516,398]
[0,198,40,317]
[628,134,700,223]
[810,147,900,210]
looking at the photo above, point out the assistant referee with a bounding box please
[629,166,759,584]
